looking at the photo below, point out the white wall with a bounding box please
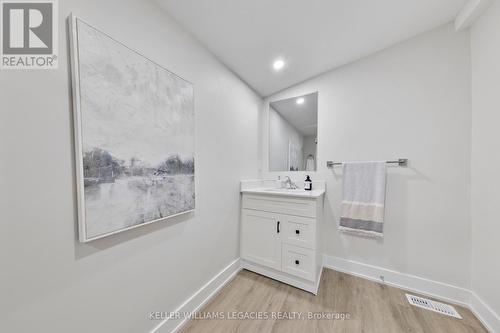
[0,0,261,332]
[269,107,304,171]
[264,24,472,289]
[471,0,500,321]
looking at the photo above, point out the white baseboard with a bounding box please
[323,254,499,332]
[323,254,470,306]
[470,291,500,333]
[150,258,241,333]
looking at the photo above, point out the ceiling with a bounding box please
[157,0,468,96]
[270,93,318,136]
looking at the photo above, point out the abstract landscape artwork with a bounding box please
[70,16,195,242]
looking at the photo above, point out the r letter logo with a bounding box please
[1,0,58,69]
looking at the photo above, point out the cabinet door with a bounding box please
[241,209,281,270]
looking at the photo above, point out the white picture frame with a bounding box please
[69,14,195,242]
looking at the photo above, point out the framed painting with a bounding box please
[69,15,195,242]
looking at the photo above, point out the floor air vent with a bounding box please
[405,294,462,319]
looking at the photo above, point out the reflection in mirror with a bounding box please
[269,92,318,172]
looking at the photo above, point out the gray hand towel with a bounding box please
[339,161,386,237]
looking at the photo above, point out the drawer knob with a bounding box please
[295,229,300,235]
[295,260,300,265]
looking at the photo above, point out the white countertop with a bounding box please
[241,187,325,199]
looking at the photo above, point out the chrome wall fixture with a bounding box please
[326,158,408,168]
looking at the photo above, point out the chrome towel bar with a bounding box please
[326,158,408,168]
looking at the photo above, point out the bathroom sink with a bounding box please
[240,186,325,198]
[264,188,307,193]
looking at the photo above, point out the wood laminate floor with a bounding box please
[179,268,486,333]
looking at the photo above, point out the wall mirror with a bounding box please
[269,92,318,172]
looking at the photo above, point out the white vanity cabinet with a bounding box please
[240,188,324,294]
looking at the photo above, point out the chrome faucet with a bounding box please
[283,176,298,189]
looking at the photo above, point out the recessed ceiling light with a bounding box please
[296,97,305,105]
[272,59,285,71]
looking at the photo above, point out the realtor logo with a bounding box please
[1,0,58,69]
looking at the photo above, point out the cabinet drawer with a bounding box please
[282,244,315,281]
[282,216,316,249]
[242,194,316,218]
